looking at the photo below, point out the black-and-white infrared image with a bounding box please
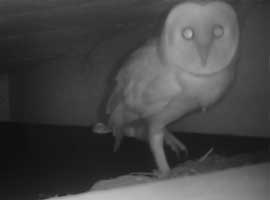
[0,0,269,200]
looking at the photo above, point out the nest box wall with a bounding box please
[0,0,269,137]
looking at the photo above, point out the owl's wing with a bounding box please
[106,80,126,151]
[106,41,162,150]
[108,39,185,120]
[106,57,145,150]
[107,40,157,115]
[106,81,124,115]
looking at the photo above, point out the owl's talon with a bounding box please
[164,132,188,158]
[152,169,171,179]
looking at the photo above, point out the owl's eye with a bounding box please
[213,25,224,38]
[182,27,194,40]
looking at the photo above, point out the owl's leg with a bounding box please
[149,126,170,176]
[147,96,197,176]
[164,130,188,156]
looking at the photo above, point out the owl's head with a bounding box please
[160,1,240,75]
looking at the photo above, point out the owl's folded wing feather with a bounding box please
[106,42,164,150]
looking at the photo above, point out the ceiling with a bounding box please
[0,0,266,74]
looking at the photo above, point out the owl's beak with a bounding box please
[195,39,213,67]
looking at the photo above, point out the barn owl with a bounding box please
[105,0,240,176]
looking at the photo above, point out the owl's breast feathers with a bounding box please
[107,39,233,139]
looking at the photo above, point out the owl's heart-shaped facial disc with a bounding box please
[161,1,239,75]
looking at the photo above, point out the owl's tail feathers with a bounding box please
[92,122,125,152]
[92,104,126,151]
[112,127,125,152]
[109,104,142,151]
[107,104,129,152]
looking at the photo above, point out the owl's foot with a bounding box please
[164,132,188,157]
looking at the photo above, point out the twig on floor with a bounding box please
[198,147,214,162]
